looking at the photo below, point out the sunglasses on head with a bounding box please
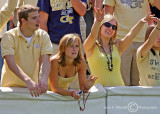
[103,22,117,30]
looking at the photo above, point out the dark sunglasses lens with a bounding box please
[112,25,117,30]
[104,22,111,27]
[104,22,117,30]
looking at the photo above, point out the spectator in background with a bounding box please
[84,0,103,38]
[104,0,160,86]
[0,0,18,81]
[84,0,95,38]
[1,5,52,97]
[137,19,160,86]
[37,0,87,55]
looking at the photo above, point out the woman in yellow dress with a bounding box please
[49,33,97,100]
[83,8,156,87]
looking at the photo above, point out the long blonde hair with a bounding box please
[98,14,118,45]
[57,33,82,67]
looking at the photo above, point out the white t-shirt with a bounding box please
[21,33,33,45]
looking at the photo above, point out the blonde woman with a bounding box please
[49,33,97,100]
[83,8,156,87]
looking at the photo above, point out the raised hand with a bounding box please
[142,12,158,23]
[85,75,98,90]
[94,7,104,22]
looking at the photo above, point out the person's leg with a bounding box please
[84,8,94,38]
[80,16,86,42]
[121,43,134,86]
[130,42,143,86]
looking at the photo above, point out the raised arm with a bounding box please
[83,8,104,57]
[140,19,160,57]
[0,0,18,32]
[5,55,40,97]
[71,0,87,16]
[117,13,157,55]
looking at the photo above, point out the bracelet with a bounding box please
[84,86,89,91]
[156,27,160,30]
[71,91,74,97]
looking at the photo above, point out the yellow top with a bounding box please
[1,27,53,87]
[137,46,160,86]
[87,44,124,86]
[103,0,154,42]
[58,66,77,90]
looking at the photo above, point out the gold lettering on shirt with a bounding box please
[60,15,74,24]
[50,0,72,11]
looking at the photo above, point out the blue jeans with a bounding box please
[0,41,4,80]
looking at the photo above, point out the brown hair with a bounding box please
[57,33,82,67]
[18,4,39,26]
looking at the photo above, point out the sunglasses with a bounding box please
[103,22,117,30]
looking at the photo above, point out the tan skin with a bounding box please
[84,8,157,59]
[140,19,160,58]
[50,39,97,100]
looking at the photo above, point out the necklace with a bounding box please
[100,42,113,71]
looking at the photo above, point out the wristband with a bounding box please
[71,91,74,97]
[156,27,160,30]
